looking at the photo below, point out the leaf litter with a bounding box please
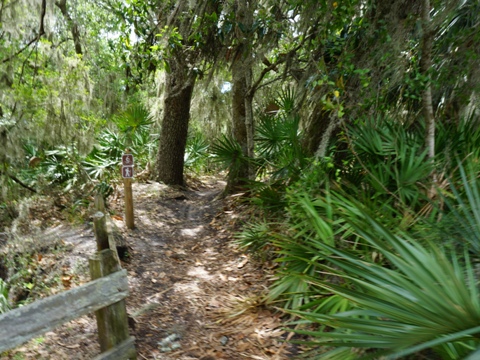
[1,176,298,359]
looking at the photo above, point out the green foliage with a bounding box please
[41,146,85,191]
[208,86,307,203]
[211,135,248,173]
[287,194,480,359]
[83,104,155,182]
[91,104,158,174]
[0,278,10,314]
[0,2,479,360]
[438,160,480,255]
[255,112,305,180]
[255,87,306,181]
[246,181,288,213]
[435,119,480,171]
[113,104,154,145]
[10,103,157,204]
[94,128,125,158]
[0,230,84,311]
[259,149,480,358]
[129,125,157,169]
[240,110,480,358]
[184,132,211,173]
[265,187,351,310]
[339,117,433,213]
[83,150,120,182]
[235,221,271,255]
[234,88,308,212]
[81,128,124,198]
[0,0,127,209]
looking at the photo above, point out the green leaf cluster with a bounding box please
[0,279,10,314]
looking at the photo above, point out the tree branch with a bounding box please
[246,31,314,98]
[55,0,83,55]
[1,0,46,64]
[0,171,37,193]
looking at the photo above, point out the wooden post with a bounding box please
[95,193,106,213]
[89,250,135,359]
[0,270,129,353]
[124,177,134,229]
[122,149,135,230]
[93,211,109,251]
[93,193,110,251]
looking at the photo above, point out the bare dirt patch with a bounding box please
[2,177,297,359]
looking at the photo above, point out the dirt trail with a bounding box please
[3,178,295,359]
[119,178,291,359]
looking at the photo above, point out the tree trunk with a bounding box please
[244,72,255,178]
[302,101,331,157]
[155,56,195,186]
[420,0,435,162]
[227,57,250,191]
[238,0,255,173]
[231,58,248,166]
[55,0,82,55]
[315,113,342,160]
[225,0,255,192]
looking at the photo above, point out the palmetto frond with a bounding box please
[113,104,154,136]
[210,135,247,171]
[288,194,480,359]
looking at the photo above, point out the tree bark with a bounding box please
[239,1,255,172]
[225,0,255,192]
[244,72,255,178]
[315,113,342,160]
[155,56,195,186]
[55,0,82,55]
[229,56,250,189]
[420,0,435,162]
[303,101,331,157]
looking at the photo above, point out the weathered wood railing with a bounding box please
[0,195,136,359]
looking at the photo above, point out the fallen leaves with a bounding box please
[4,177,295,360]
[61,275,73,289]
[236,255,249,269]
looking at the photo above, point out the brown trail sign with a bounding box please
[122,153,134,166]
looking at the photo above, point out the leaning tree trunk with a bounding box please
[303,100,332,157]
[155,56,195,186]
[420,0,435,162]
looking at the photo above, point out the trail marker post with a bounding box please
[122,149,135,229]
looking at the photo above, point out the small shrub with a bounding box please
[0,278,10,314]
[235,221,272,256]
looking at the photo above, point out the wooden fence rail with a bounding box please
[0,196,136,359]
[0,268,131,353]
